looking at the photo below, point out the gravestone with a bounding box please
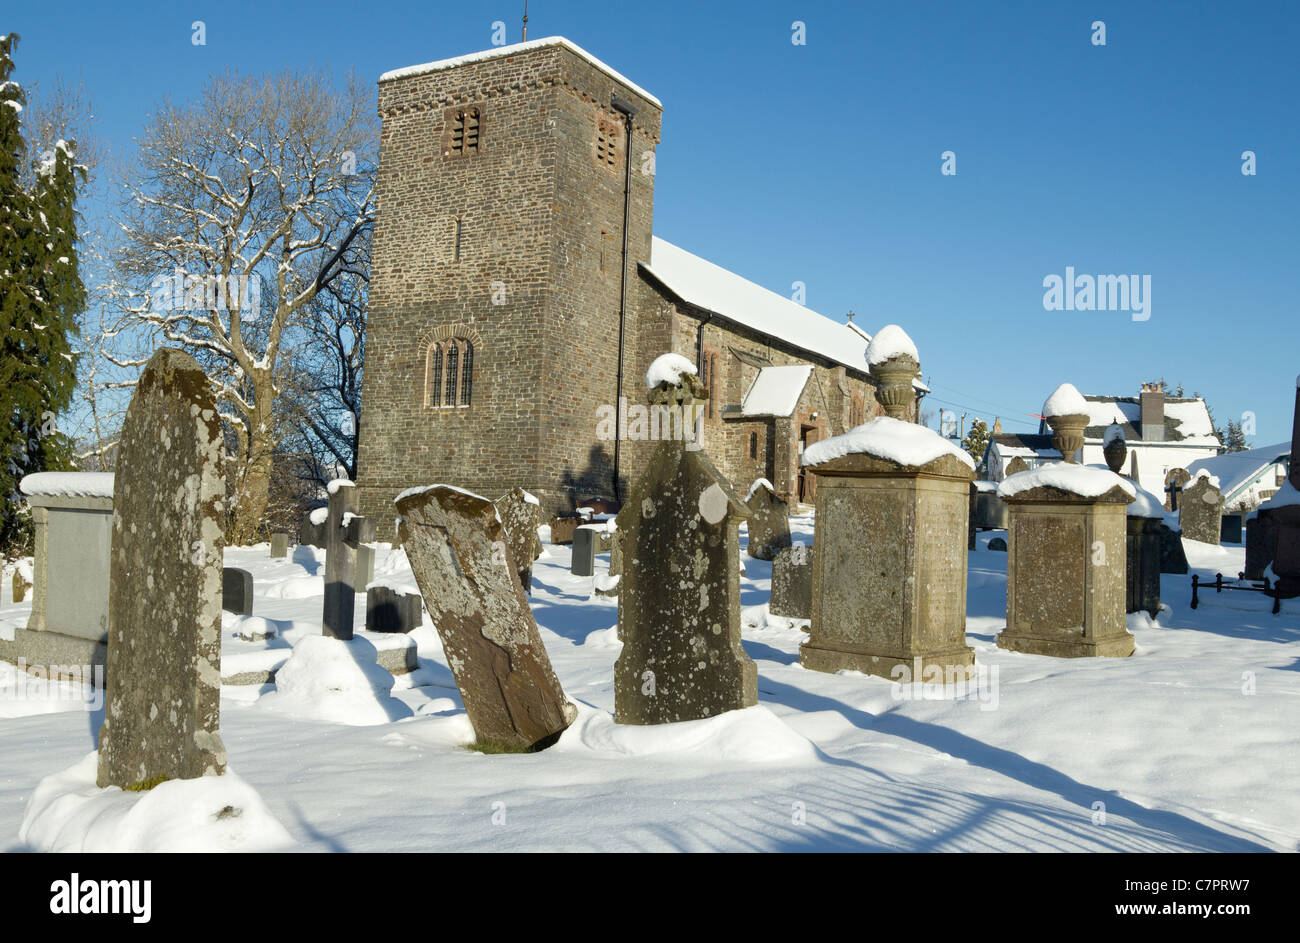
[549,516,579,545]
[365,585,424,634]
[614,357,756,724]
[221,567,253,615]
[1126,487,1165,617]
[1156,523,1190,574]
[572,525,599,577]
[396,485,576,750]
[988,536,1007,552]
[1006,456,1029,476]
[1244,511,1278,580]
[322,481,375,641]
[97,348,227,789]
[770,544,812,620]
[299,506,327,548]
[270,532,290,558]
[355,543,375,594]
[1220,513,1244,545]
[12,568,30,603]
[997,386,1135,658]
[494,488,543,593]
[1263,379,1300,597]
[1179,473,1223,544]
[1165,468,1191,511]
[744,479,792,560]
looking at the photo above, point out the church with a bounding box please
[356,37,924,533]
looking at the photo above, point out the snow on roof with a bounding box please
[378,37,663,108]
[866,324,919,367]
[1043,383,1089,419]
[644,238,876,376]
[1078,394,1219,446]
[803,416,975,470]
[997,462,1135,501]
[645,352,697,389]
[739,365,813,417]
[1261,478,1300,510]
[1185,442,1288,500]
[19,472,114,499]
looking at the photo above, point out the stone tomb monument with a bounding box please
[800,328,977,680]
[614,355,757,724]
[996,383,1136,658]
[744,479,792,560]
[97,348,227,789]
[396,485,576,750]
[1,472,114,673]
[1179,472,1224,545]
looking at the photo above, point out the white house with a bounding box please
[985,384,1222,497]
[1186,442,1290,511]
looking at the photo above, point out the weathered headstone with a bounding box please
[322,481,375,641]
[221,567,254,615]
[270,532,290,559]
[1179,473,1223,544]
[549,516,579,545]
[365,585,424,634]
[299,506,327,548]
[396,485,576,750]
[997,383,1136,658]
[614,355,756,724]
[354,543,375,594]
[1164,468,1191,511]
[1006,456,1029,476]
[1156,522,1190,574]
[97,348,227,789]
[770,544,812,620]
[11,567,30,603]
[1126,488,1165,617]
[494,487,543,593]
[744,479,792,560]
[1244,511,1278,580]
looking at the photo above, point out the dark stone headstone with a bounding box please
[988,536,1007,552]
[98,348,227,789]
[770,544,811,620]
[1244,510,1278,580]
[221,567,253,615]
[365,585,424,634]
[744,479,792,560]
[1126,517,1162,616]
[572,525,598,577]
[322,482,374,641]
[299,507,327,548]
[1156,523,1190,575]
[397,485,576,750]
[1220,514,1244,545]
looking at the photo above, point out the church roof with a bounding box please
[642,238,880,377]
[378,37,663,108]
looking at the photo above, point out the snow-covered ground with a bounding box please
[1,517,1296,852]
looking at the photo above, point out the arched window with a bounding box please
[426,335,477,408]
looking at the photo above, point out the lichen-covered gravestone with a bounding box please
[744,478,792,560]
[770,544,812,620]
[396,485,576,750]
[614,354,757,724]
[494,487,543,593]
[97,348,227,789]
[1179,472,1223,545]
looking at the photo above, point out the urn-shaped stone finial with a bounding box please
[866,325,920,421]
[1042,383,1090,463]
[1102,424,1127,474]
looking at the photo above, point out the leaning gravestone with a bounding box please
[97,348,227,789]
[770,544,812,620]
[744,479,792,560]
[396,485,576,750]
[1179,472,1224,545]
[221,567,253,616]
[495,487,543,593]
[614,355,757,724]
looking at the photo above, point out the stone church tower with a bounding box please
[356,39,663,534]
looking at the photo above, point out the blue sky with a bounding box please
[7,0,1298,442]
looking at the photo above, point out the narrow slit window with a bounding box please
[444,345,459,407]
[460,343,474,405]
[430,347,443,407]
[454,217,462,261]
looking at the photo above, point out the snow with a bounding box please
[326,478,354,494]
[1260,479,1300,510]
[379,37,663,109]
[645,238,887,377]
[739,365,813,417]
[645,352,697,389]
[1042,383,1089,419]
[393,483,497,525]
[521,489,540,506]
[2,513,1298,852]
[865,324,919,367]
[1186,442,1289,502]
[1192,468,1221,489]
[308,507,328,526]
[1103,423,1125,445]
[1126,483,1169,518]
[745,478,776,502]
[259,635,412,726]
[998,462,1137,500]
[1163,401,1220,444]
[803,416,975,470]
[19,753,291,852]
[19,472,114,498]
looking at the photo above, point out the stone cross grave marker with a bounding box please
[97,348,227,789]
[322,481,375,641]
[396,485,576,750]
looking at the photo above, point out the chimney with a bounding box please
[1139,383,1165,442]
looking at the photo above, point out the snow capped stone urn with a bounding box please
[865,324,920,421]
[1042,383,1091,463]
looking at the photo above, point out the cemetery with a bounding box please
[0,16,1296,863]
